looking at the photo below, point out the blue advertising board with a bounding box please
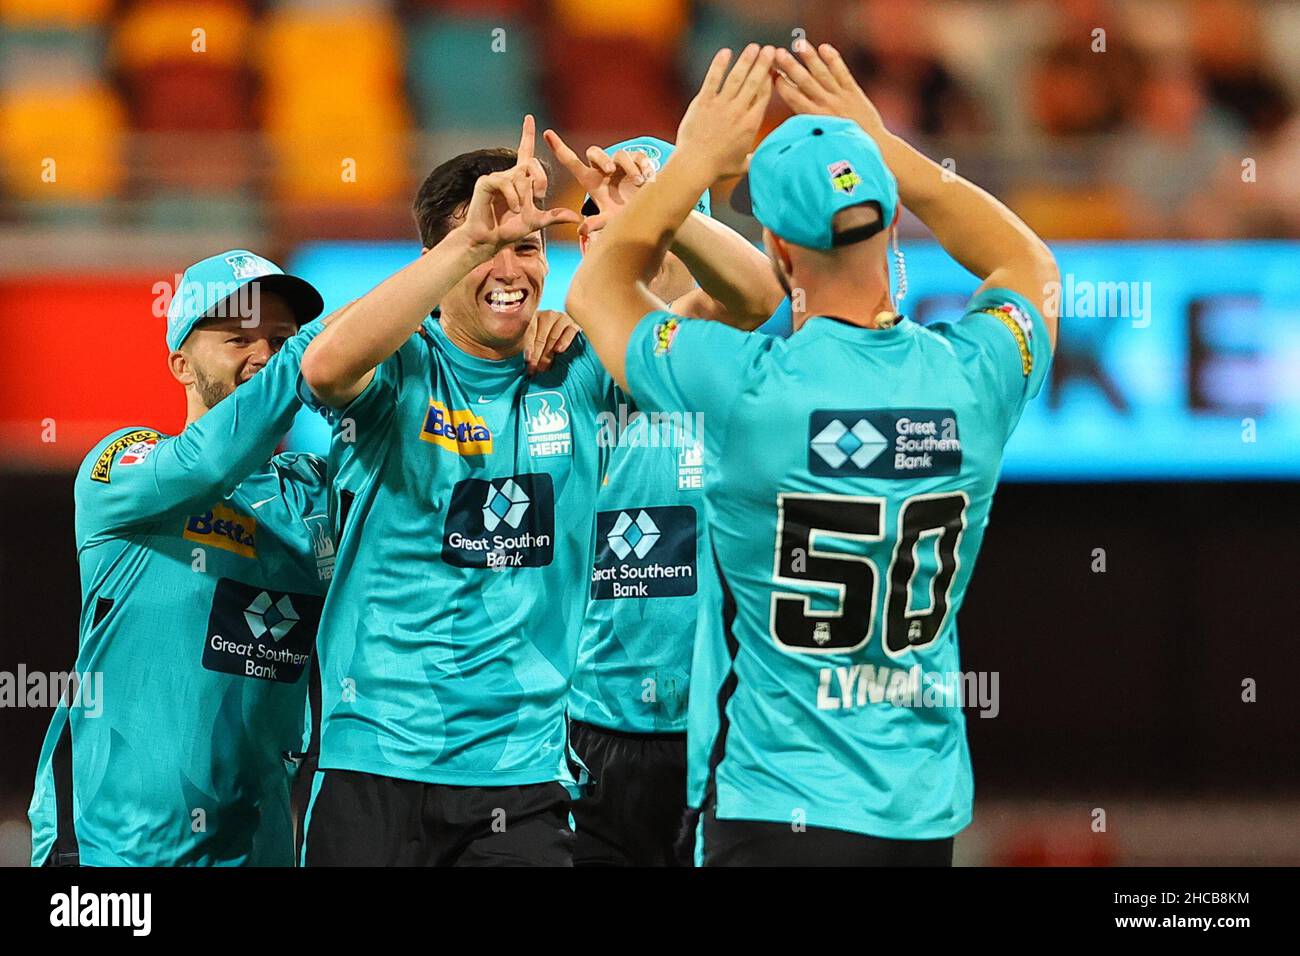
[287,241,1300,481]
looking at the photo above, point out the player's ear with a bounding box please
[769,231,794,277]
[168,349,194,386]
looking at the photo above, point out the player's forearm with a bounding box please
[174,325,320,486]
[670,213,785,330]
[302,228,492,404]
[875,131,1057,295]
[100,327,318,533]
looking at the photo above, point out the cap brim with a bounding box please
[250,274,324,326]
[729,175,755,216]
[201,273,325,329]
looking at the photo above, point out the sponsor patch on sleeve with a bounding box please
[90,429,162,483]
[653,318,681,356]
[979,303,1034,377]
[118,438,158,467]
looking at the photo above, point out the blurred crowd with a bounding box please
[0,0,1297,242]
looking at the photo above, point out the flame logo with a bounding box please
[524,391,569,435]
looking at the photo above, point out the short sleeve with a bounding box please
[937,288,1052,433]
[624,310,769,439]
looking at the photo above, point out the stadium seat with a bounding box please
[113,0,252,70]
[552,0,686,47]
[544,35,682,139]
[405,13,538,132]
[258,9,411,202]
[0,84,125,200]
[0,26,104,89]
[0,0,110,26]
[124,62,252,131]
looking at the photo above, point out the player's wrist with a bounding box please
[663,146,724,195]
[443,223,498,267]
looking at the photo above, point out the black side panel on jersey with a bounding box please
[45,719,80,866]
[702,553,741,807]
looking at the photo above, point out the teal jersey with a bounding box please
[626,288,1052,840]
[306,317,614,787]
[568,396,705,733]
[29,322,335,866]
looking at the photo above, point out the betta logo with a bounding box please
[420,400,493,455]
[184,504,257,558]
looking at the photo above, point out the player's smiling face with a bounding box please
[174,293,298,409]
[441,231,548,354]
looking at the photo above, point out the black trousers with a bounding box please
[701,801,954,867]
[304,768,574,867]
[569,719,692,867]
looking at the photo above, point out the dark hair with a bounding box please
[412,148,553,249]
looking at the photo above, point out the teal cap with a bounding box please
[731,115,899,250]
[165,249,324,351]
[581,136,711,218]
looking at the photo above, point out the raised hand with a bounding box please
[675,43,777,179]
[774,40,886,137]
[543,129,657,235]
[460,115,581,252]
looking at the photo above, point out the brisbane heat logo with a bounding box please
[523,390,571,458]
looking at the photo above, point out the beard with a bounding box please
[192,363,236,410]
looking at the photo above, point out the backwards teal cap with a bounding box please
[731,115,899,250]
[581,136,712,218]
[165,250,324,351]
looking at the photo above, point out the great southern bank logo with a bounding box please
[481,478,530,532]
[592,506,696,600]
[607,510,660,560]
[810,417,889,470]
[243,591,299,642]
[809,409,962,479]
[443,474,555,569]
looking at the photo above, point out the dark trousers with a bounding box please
[304,768,574,867]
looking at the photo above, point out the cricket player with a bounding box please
[29,251,333,866]
[296,118,610,866]
[297,114,786,865]
[546,131,786,866]
[566,42,1059,865]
